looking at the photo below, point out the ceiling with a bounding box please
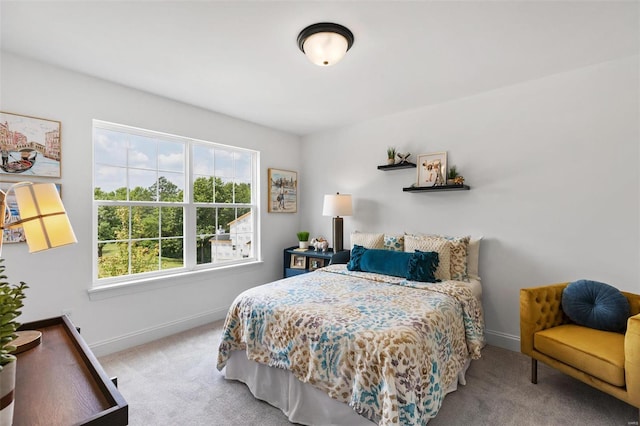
[1,1,637,136]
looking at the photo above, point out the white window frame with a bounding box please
[91,120,260,289]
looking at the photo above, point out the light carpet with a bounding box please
[99,320,637,425]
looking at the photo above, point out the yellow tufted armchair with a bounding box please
[520,283,640,420]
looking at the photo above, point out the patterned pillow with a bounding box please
[437,235,470,281]
[404,234,451,281]
[350,231,384,249]
[383,234,404,251]
[467,237,482,280]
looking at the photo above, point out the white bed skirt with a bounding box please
[224,350,471,426]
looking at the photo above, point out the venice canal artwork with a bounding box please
[0,112,61,177]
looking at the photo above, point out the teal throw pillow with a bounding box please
[562,280,630,332]
[347,245,366,271]
[347,245,439,282]
[406,250,439,283]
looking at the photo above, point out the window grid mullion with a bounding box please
[93,120,257,286]
[185,140,196,270]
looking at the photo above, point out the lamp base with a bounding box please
[332,216,344,253]
[10,330,42,354]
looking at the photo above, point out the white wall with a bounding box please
[299,56,639,350]
[2,51,637,355]
[0,52,301,355]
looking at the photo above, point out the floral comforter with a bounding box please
[216,264,485,426]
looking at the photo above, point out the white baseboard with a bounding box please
[90,307,229,357]
[485,329,520,352]
[89,312,522,357]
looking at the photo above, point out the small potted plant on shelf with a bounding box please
[447,165,465,186]
[296,231,310,249]
[0,260,28,426]
[387,147,396,165]
[447,165,459,185]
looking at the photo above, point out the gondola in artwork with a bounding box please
[1,149,38,174]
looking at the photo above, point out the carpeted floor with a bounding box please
[100,320,638,426]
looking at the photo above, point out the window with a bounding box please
[93,120,259,286]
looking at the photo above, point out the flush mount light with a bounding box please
[297,22,354,66]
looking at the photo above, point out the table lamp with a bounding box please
[322,192,352,252]
[0,182,77,352]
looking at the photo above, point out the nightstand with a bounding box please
[283,246,350,278]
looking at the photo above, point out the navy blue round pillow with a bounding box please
[562,280,630,332]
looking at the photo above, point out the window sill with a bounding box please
[88,260,264,300]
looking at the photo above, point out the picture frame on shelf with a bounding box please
[268,168,297,213]
[308,258,326,271]
[0,111,62,178]
[416,152,447,187]
[290,254,306,269]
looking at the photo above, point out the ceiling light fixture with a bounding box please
[297,22,354,66]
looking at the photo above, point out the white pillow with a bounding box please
[467,237,482,280]
[350,231,384,249]
[404,234,452,281]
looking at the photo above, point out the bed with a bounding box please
[217,234,484,426]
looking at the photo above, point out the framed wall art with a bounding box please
[0,111,61,178]
[268,168,297,213]
[0,182,61,244]
[416,152,447,187]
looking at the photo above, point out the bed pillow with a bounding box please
[347,245,439,282]
[383,234,404,252]
[404,235,452,281]
[467,236,482,280]
[406,250,439,282]
[435,235,470,281]
[562,280,630,332]
[350,231,384,249]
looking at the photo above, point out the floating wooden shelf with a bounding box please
[403,184,470,192]
[377,162,416,170]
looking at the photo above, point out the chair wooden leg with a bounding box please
[531,358,537,384]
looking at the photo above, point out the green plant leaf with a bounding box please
[0,259,27,363]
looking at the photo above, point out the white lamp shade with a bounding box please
[302,32,349,66]
[322,194,353,217]
[13,183,77,253]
